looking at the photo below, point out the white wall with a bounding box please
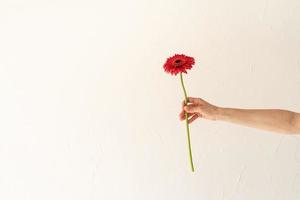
[0,0,300,199]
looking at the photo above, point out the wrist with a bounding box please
[215,107,228,121]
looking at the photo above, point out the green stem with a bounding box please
[180,73,195,172]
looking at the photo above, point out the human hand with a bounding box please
[179,97,220,124]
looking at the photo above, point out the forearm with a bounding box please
[216,107,300,134]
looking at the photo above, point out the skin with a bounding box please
[179,97,300,134]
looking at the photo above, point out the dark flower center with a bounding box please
[173,59,185,67]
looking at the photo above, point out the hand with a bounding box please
[179,97,220,124]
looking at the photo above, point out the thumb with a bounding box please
[183,104,198,113]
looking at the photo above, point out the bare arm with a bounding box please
[217,108,300,134]
[179,97,300,134]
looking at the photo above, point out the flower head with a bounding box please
[163,54,195,75]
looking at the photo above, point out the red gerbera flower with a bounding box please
[163,54,195,75]
[162,53,197,172]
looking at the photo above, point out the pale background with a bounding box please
[0,0,300,199]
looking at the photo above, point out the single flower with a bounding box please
[163,54,195,75]
[163,53,196,172]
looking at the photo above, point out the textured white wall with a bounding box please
[0,0,300,199]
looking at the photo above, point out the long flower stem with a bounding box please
[180,73,195,172]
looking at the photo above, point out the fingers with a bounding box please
[180,97,205,124]
[187,97,200,103]
[182,97,206,107]
[179,110,192,120]
[182,100,188,108]
[183,104,199,113]
[179,110,184,120]
[182,98,195,106]
[179,111,199,124]
[188,114,199,124]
